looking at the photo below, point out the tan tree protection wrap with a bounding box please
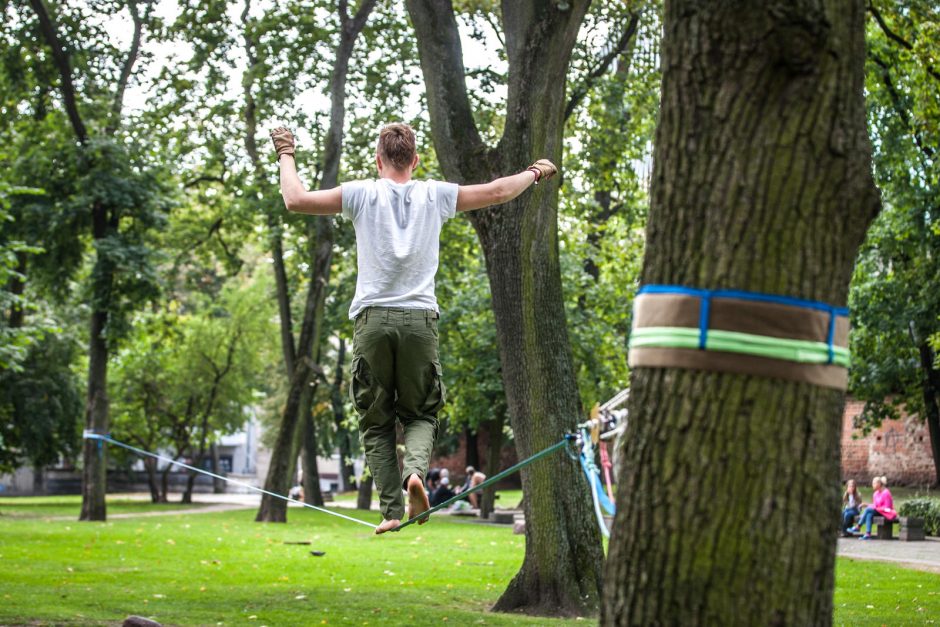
[628,286,850,390]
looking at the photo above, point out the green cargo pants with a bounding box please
[349,307,446,521]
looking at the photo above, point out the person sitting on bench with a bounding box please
[841,479,862,537]
[854,475,897,540]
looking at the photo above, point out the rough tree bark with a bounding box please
[406,0,604,615]
[253,0,376,522]
[28,0,145,522]
[601,1,881,624]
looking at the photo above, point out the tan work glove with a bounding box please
[527,159,558,184]
[270,126,296,160]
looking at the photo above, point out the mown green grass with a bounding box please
[0,503,574,626]
[833,559,940,626]
[0,498,937,626]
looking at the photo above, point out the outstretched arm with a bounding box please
[456,159,558,212]
[271,127,342,216]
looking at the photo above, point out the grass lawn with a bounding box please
[0,498,937,626]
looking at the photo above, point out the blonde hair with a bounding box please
[873,475,888,488]
[377,123,417,170]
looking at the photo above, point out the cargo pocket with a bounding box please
[420,361,446,415]
[350,356,375,414]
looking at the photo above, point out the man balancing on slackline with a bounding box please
[269,123,556,534]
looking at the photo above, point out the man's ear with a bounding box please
[411,154,419,172]
[375,153,384,174]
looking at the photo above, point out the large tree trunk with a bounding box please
[251,0,375,523]
[917,341,940,487]
[601,1,881,624]
[406,0,604,615]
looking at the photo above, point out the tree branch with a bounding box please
[871,53,935,161]
[868,3,940,83]
[349,0,376,34]
[405,0,489,182]
[183,174,226,188]
[321,0,377,189]
[565,13,640,121]
[868,3,913,51]
[107,0,146,136]
[27,0,87,143]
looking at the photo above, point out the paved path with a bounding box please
[837,537,940,573]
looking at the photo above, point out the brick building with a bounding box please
[841,399,937,486]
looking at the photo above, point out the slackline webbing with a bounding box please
[391,436,575,531]
[82,431,378,530]
[630,327,851,366]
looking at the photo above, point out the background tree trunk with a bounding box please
[602,1,881,624]
[301,390,325,506]
[479,415,504,520]
[252,0,375,523]
[211,444,225,494]
[356,475,373,510]
[80,304,110,521]
[465,427,479,470]
[29,0,146,523]
[144,457,161,503]
[406,0,604,615]
[917,341,940,486]
[331,337,356,491]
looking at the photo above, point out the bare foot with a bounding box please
[406,474,431,525]
[375,518,400,534]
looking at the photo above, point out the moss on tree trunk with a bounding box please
[406,0,604,615]
[601,0,881,624]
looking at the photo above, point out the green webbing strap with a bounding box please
[391,436,574,532]
[630,327,851,367]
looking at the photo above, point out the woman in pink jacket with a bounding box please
[856,476,897,540]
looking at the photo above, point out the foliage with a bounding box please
[0,332,83,474]
[109,272,275,475]
[849,1,940,432]
[0,179,50,373]
[898,497,940,536]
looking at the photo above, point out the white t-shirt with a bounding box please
[341,178,458,319]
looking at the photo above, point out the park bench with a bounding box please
[899,517,925,541]
[871,516,895,539]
